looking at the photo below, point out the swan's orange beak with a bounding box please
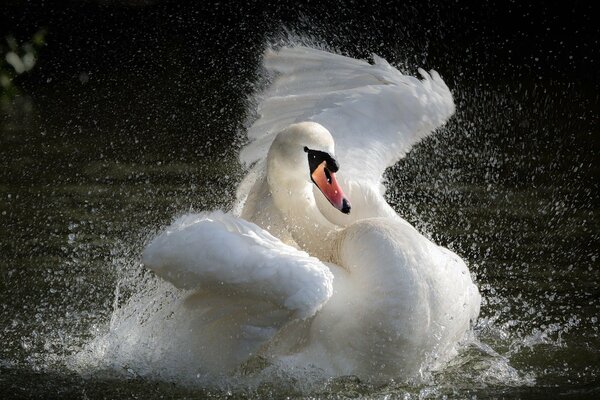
[311,161,351,214]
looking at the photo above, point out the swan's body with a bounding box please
[93,46,480,382]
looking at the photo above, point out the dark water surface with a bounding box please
[1,1,598,398]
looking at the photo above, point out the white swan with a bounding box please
[111,46,480,382]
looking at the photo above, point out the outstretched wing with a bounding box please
[238,45,455,224]
[142,211,333,320]
[241,45,455,185]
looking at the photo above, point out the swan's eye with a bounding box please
[304,146,339,175]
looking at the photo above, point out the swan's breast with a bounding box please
[240,175,297,246]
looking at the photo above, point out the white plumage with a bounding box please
[142,212,333,320]
[83,45,480,384]
[239,46,455,227]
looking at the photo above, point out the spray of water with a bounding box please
[1,25,597,397]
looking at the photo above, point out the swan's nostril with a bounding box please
[341,198,351,214]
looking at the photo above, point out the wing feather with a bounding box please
[241,45,455,186]
[142,211,333,320]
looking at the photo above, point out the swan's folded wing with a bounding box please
[240,45,455,186]
[141,211,333,320]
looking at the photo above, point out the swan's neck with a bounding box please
[267,170,338,260]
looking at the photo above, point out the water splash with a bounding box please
[1,12,597,395]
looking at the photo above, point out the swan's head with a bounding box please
[267,122,351,214]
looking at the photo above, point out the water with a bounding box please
[1,1,598,398]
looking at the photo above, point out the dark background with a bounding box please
[2,0,597,168]
[0,1,599,398]
[3,0,598,100]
